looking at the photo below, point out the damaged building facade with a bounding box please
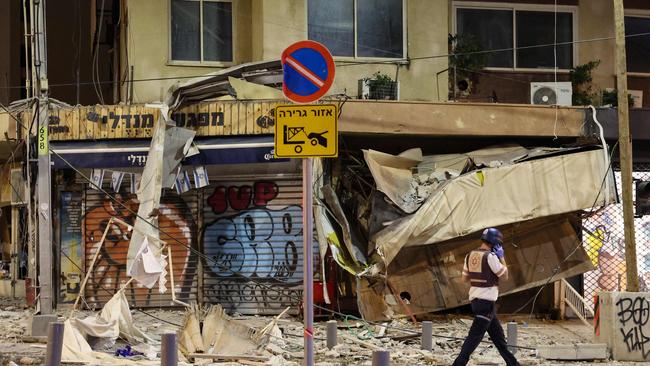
[17,96,619,322]
[2,0,650,324]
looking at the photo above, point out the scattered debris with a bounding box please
[178,304,268,360]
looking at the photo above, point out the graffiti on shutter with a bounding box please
[83,177,199,308]
[202,177,319,315]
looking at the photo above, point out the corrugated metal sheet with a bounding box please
[201,175,319,315]
[83,175,199,308]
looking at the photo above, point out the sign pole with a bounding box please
[35,0,54,314]
[302,157,314,366]
[278,40,336,366]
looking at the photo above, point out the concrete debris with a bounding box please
[178,304,268,358]
[0,296,624,366]
[537,343,608,360]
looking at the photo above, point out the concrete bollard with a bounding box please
[372,349,390,366]
[326,320,337,349]
[45,322,64,366]
[421,321,432,351]
[161,332,178,366]
[507,322,517,354]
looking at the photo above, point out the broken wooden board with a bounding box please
[357,214,595,321]
[188,353,268,362]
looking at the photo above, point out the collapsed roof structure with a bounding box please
[314,144,616,320]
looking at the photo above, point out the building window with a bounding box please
[308,0,404,59]
[171,0,233,63]
[625,16,650,73]
[455,5,574,70]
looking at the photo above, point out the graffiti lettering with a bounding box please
[618,297,650,327]
[204,206,302,280]
[202,181,314,313]
[620,326,650,359]
[204,281,300,310]
[207,182,279,214]
[617,297,650,358]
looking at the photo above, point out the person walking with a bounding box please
[452,228,520,366]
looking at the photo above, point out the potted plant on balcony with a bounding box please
[448,34,487,99]
[360,72,398,100]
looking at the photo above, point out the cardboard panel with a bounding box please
[358,214,595,320]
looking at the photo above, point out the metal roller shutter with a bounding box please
[201,175,319,315]
[83,176,199,308]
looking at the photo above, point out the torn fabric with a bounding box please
[162,126,197,189]
[363,149,423,214]
[70,289,153,348]
[127,116,166,287]
[127,112,195,289]
[313,160,364,277]
[322,185,368,268]
[369,148,616,267]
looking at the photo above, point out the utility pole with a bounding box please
[34,0,54,313]
[613,0,639,292]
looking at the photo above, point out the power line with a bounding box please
[337,31,650,67]
[1,31,650,90]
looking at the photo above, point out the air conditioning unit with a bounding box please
[10,168,25,205]
[358,79,400,100]
[530,82,572,106]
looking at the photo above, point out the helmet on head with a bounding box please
[481,228,503,247]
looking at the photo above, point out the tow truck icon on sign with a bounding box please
[283,126,328,153]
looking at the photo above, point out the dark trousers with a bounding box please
[452,299,519,366]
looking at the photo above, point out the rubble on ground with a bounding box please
[0,295,634,366]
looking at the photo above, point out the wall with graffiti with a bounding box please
[202,178,319,315]
[61,174,315,314]
[583,170,650,303]
[82,190,199,307]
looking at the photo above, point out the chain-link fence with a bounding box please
[583,164,650,307]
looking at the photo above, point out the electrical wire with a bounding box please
[2,31,650,91]
[336,31,650,67]
[59,250,183,328]
[92,0,107,105]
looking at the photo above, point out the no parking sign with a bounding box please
[281,40,335,104]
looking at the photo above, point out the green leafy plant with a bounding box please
[569,60,600,106]
[448,34,487,79]
[602,89,635,107]
[363,72,397,100]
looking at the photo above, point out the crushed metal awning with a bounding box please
[364,145,616,269]
[167,60,283,109]
[315,143,616,318]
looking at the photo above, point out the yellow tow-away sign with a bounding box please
[274,104,338,158]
